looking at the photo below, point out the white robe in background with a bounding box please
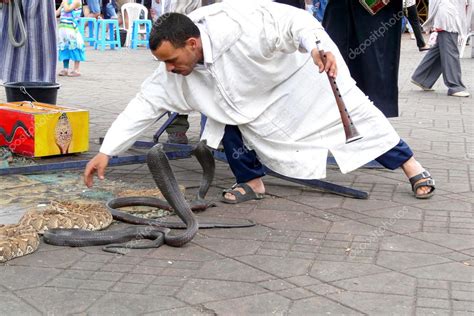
[161,0,202,14]
[100,0,400,179]
[423,0,471,39]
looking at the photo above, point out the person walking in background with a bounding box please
[404,0,430,51]
[57,0,86,77]
[0,0,57,83]
[411,0,471,97]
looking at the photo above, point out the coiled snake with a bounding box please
[44,141,255,253]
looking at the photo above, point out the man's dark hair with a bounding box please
[149,13,201,50]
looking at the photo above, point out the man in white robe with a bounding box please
[84,0,435,199]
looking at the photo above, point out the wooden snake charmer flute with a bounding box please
[316,40,362,144]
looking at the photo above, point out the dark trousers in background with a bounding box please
[405,4,426,48]
[323,0,403,118]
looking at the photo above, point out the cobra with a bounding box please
[43,141,255,253]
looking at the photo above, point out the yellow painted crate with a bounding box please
[0,101,89,157]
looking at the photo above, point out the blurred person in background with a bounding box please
[411,0,471,97]
[56,0,86,77]
[404,0,430,51]
[323,0,403,118]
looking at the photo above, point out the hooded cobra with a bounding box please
[43,141,255,253]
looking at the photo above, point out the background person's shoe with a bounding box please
[411,79,434,91]
[166,132,188,144]
[419,45,430,52]
[449,91,470,97]
[68,71,81,77]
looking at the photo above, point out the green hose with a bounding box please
[7,0,27,47]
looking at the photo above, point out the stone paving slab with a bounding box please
[0,35,473,315]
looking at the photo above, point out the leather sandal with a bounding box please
[409,170,435,199]
[221,183,265,204]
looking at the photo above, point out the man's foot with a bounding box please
[167,132,188,144]
[411,79,434,91]
[401,157,435,199]
[409,170,435,199]
[222,178,265,204]
[449,91,470,97]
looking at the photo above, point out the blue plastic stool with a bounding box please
[130,19,152,49]
[95,19,121,51]
[78,17,97,47]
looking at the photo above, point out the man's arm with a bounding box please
[264,1,338,77]
[83,94,166,187]
[83,74,172,187]
[84,153,109,187]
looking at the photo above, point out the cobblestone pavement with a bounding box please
[0,35,473,315]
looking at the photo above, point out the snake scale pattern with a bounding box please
[44,141,255,253]
[1,141,255,262]
[0,201,112,262]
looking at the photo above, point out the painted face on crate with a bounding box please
[54,113,72,154]
[152,38,202,76]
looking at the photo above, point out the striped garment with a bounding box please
[0,0,57,83]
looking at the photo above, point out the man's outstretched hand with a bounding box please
[84,153,110,187]
[312,48,338,78]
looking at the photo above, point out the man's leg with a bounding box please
[437,31,468,95]
[86,0,101,18]
[405,4,428,49]
[165,114,190,144]
[222,125,265,202]
[376,139,435,198]
[411,41,442,90]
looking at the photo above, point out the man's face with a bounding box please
[152,39,201,76]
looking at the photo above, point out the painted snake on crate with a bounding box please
[43,141,256,254]
[0,120,33,143]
